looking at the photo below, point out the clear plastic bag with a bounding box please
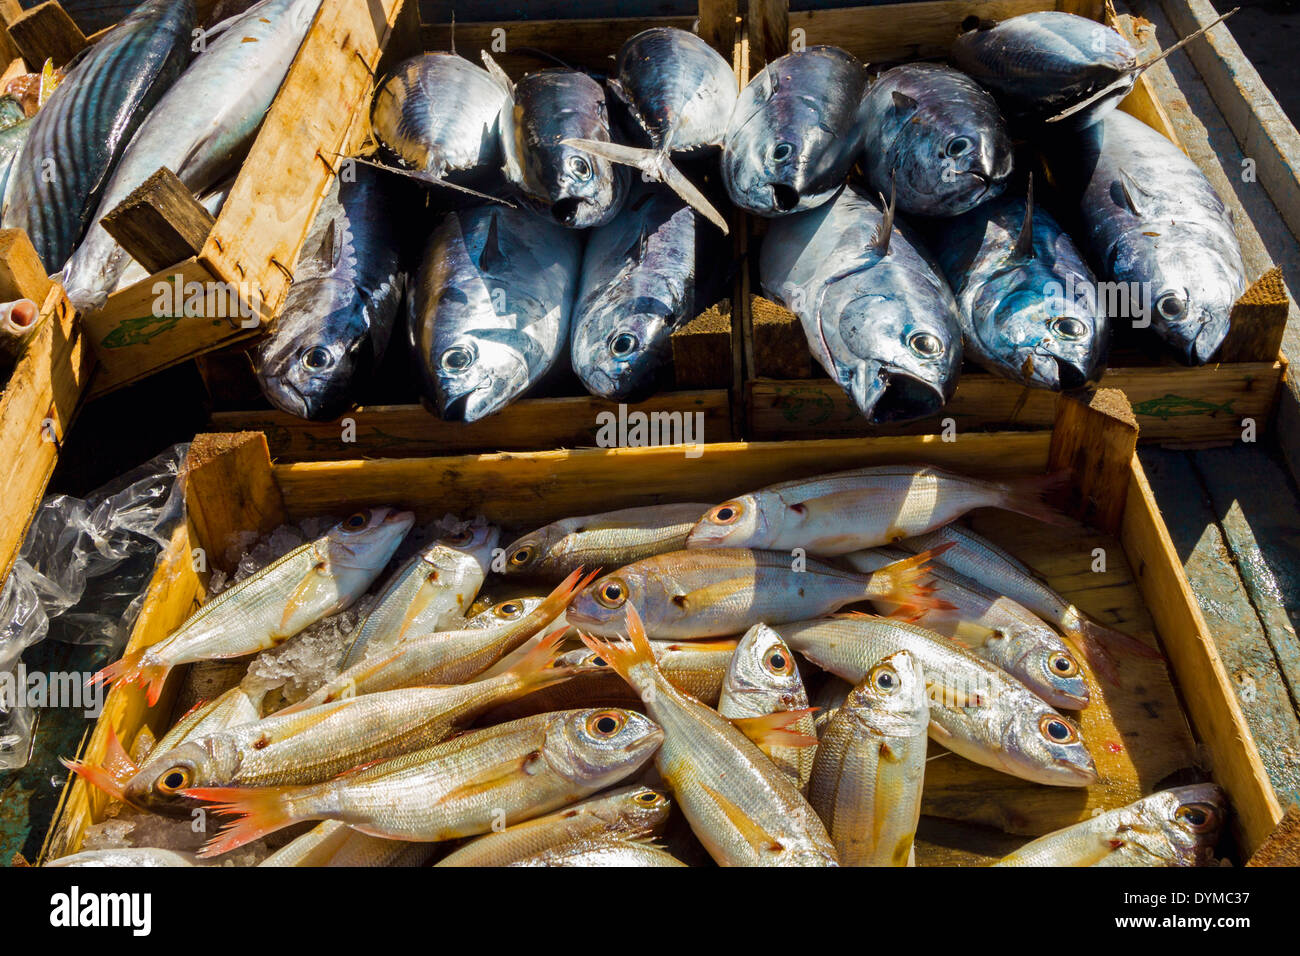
[0,444,189,770]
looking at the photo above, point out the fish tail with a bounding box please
[997,471,1076,528]
[185,786,302,857]
[559,137,730,234]
[505,626,577,687]
[730,708,820,748]
[88,650,170,707]
[60,723,139,802]
[864,546,958,614]
[1066,617,1164,687]
[577,604,656,689]
[540,566,599,621]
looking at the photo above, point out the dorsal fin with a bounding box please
[450,11,456,56]
[891,90,918,113]
[480,50,514,94]
[1012,174,1035,260]
[1117,168,1152,217]
[316,218,339,269]
[478,212,509,273]
[623,223,650,263]
[869,180,896,256]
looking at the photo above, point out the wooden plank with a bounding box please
[746,0,787,70]
[1218,267,1290,364]
[6,2,87,69]
[0,229,54,306]
[1120,456,1284,855]
[1112,8,1184,148]
[746,362,1282,444]
[40,525,204,862]
[1048,388,1139,535]
[183,431,286,571]
[211,392,735,462]
[0,280,91,585]
[670,302,733,389]
[698,0,738,60]
[99,167,217,275]
[1247,805,1300,867]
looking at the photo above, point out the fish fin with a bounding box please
[576,603,657,689]
[88,650,170,708]
[536,566,598,622]
[315,218,339,270]
[60,723,138,802]
[1012,174,1035,260]
[730,709,820,748]
[869,179,896,256]
[478,210,510,274]
[890,90,918,113]
[699,783,786,854]
[101,724,140,782]
[185,786,302,857]
[925,678,987,709]
[1065,618,1164,688]
[501,626,579,687]
[864,545,959,614]
[350,155,515,206]
[997,471,1077,528]
[623,222,650,264]
[480,50,514,93]
[560,138,729,234]
[1132,7,1237,76]
[1116,168,1153,218]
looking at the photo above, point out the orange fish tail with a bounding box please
[867,546,956,613]
[185,785,301,857]
[89,650,170,706]
[731,708,821,748]
[508,626,577,686]
[577,604,656,689]
[998,471,1075,528]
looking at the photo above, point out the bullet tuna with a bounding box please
[252,164,412,421]
[935,181,1108,389]
[410,203,582,421]
[1065,111,1245,364]
[859,63,1013,217]
[3,0,195,271]
[760,185,963,423]
[486,58,628,228]
[570,183,701,401]
[723,47,867,216]
[562,27,734,232]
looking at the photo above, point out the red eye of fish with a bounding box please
[710,501,743,525]
[1048,652,1080,678]
[595,579,627,608]
[1176,803,1218,832]
[764,647,793,676]
[158,768,191,793]
[869,663,900,696]
[1039,715,1079,744]
[509,546,533,566]
[343,511,369,530]
[587,711,625,737]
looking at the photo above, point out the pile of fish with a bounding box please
[56,464,1227,867]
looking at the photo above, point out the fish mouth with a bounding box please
[552,197,585,227]
[440,390,481,423]
[1185,315,1229,365]
[852,367,946,424]
[770,183,800,213]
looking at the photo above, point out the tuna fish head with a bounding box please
[431,321,545,422]
[537,140,629,228]
[571,290,677,401]
[824,285,961,423]
[1127,234,1243,365]
[980,285,1103,389]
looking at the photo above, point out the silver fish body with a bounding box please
[995,784,1226,865]
[1068,111,1244,364]
[760,184,963,423]
[613,28,737,153]
[509,838,686,866]
[410,203,582,421]
[723,47,867,216]
[859,63,1013,217]
[259,820,435,867]
[571,182,699,400]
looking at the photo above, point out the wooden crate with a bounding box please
[741,0,1290,445]
[204,0,746,458]
[42,390,1284,863]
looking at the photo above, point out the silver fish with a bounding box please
[410,203,582,421]
[723,47,867,216]
[859,63,1013,217]
[1066,111,1245,364]
[252,164,411,421]
[61,0,324,310]
[259,820,436,867]
[760,184,963,422]
[935,182,1107,389]
[562,27,734,232]
[486,58,628,228]
[571,182,699,400]
[995,784,1226,866]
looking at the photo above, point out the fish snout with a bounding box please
[851,363,947,424]
[770,183,800,213]
[552,197,584,227]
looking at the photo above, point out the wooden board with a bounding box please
[81,0,409,395]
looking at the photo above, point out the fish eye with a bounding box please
[772,142,794,163]
[708,501,744,525]
[568,154,594,181]
[441,528,474,545]
[635,790,661,805]
[587,710,626,737]
[300,345,333,371]
[342,510,370,530]
[869,663,900,695]
[590,655,608,667]
[1155,293,1186,321]
[158,767,191,793]
[609,331,638,359]
[946,136,971,158]
[1048,652,1080,678]
[440,345,474,372]
[1052,317,1087,340]
[594,578,628,609]
[1039,714,1079,744]
[1175,802,1218,832]
[509,545,533,566]
[763,646,794,676]
[909,331,943,357]
[496,601,523,618]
